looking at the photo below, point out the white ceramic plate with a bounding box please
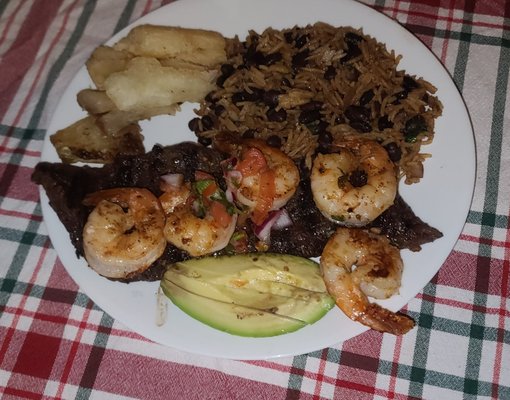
[40,0,475,359]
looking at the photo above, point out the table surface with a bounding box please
[1,0,509,399]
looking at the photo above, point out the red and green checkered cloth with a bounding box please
[1,0,509,399]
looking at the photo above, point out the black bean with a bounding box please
[232,92,248,103]
[232,89,261,103]
[344,105,372,132]
[384,142,402,162]
[201,115,214,130]
[243,43,266,66]
[317,131,332,148]
[345,32,364,46]
[340,44,361,64]
[197,136,212,146]
[264,52,283,65]
[216,75,226,88]
[349,120,372,133]
[299,109,321,124]
[252,51,268,66]
[292,49,310,70]
[220,63,235,77]
[377,115,394,131]
[344,105,371,124]
[204,92,215,103]
[246,86,263,101]
[188,117,201,133]
[266,135,282,148]
[403,75,419,91]
[300,101,323,112]
[295,34,309,48]
[307,120,329,135]
[266,108,287,122]
[214,104,225,116]
[349,169,368,187]
[284,31,294,43]
[359,89,375,106]
[334,115,346,124]
[324,65,336,80]
[263,89,281,107]
[242,129,256,139]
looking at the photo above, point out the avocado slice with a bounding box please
[161,279,309,337]
[160,253,334,337]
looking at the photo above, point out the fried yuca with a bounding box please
[103,57,217,111]
[53,25,226,164]
[113,24,226,68]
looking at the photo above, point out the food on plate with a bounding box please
[86,45,133,89]
[82,188,167,279]
[103,56,217,111]
[35,22,447,336]
[213,134,300,226]
[77,88,181,136]
[369,194,442,252]
[32,142,442,282]
[159,171,238,257]
[192,23,442,184]
[53,25,226,164]
[49,116,144,163]
[113,24,227,68]
[310,138,397,226]
[160,253,335,337]
[321,228,414,334]
[77,89,116,115]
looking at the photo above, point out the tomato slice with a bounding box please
[235,147,267,177]
[195,170,214,181]
[202,181,218,200]
[209,201,232,228]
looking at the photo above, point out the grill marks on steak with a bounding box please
[269,182,443,257]
[32,142,442,282]
[269,179,336,258]
[369,194,443,251]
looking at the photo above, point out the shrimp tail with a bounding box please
[358,303,415,335]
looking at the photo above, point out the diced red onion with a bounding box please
[225,187,234,203]
[160,173,184,189]
[253,209,293,243]
[192,199,201,215]
[273,209,292,229]
[225,170,242,189]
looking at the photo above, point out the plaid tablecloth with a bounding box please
[1,0,509,399]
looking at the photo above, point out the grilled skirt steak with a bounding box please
[32,142,442,282]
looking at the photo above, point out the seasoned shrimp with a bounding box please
[214,135,299,225]
[82,188,166,279]
[311,139,397,226]
[159,172,237,257]
[320,227,414,335]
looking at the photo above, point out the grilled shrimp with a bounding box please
[311,139,397,226]
[214,136,299,225]
[82,188,166,279]
[320,227,415,335]
[159,172,237,257]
